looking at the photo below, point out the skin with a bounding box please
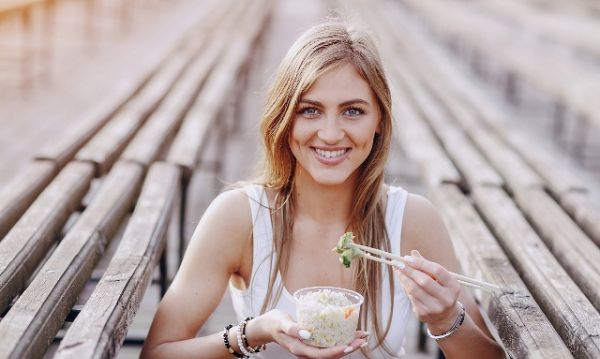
[141,63,505,358]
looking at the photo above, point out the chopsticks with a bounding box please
[351,243,506,292]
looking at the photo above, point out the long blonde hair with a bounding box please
[257,21,396,356]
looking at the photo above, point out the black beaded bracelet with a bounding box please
[223,324,246,358]
[240,317,266,354]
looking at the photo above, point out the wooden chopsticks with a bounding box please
[351,243,507,292]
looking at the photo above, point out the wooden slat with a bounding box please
[472,186,600,358]
[513,188,600,310]
[166,0,272,179]
[560,191,600,247]
[119,1,242,168]
[74,37,204,175]
[383,0,590,196]
[0,160,56,239]
[388,78,461,186]
[432,184,572,359]
[0,161,143,359]
[393,62,503,188]
[55,162,180,359]
[0,162,94,313]
[34,79,141,169]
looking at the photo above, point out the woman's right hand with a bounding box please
[248,309,368,358]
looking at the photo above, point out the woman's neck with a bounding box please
[292,170,356,226]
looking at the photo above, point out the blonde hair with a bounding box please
[257,21,396,356]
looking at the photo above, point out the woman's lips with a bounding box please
[311,147,351,165]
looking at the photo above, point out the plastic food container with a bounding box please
[293,286,364,347]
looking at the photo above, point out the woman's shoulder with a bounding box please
[204,187,253,232]
[400,192,453,257]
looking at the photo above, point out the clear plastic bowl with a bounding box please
[293,286,364,347]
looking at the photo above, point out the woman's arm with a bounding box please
[399,194,506,359]
[141,189,367,358]
[140,189,253,358]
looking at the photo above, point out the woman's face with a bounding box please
[289,62,382,187]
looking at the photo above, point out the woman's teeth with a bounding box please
[315,148,347,159]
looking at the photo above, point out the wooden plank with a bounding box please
[394,62,503,188]
[0,162,94,314]
[75,41,200,175]
[0,161,143,359]
[55,162,180,359]
[431,184,572,359]
[560,191,600,247]
[472,186,600,358]
[388,77,462,186]
[513,188,600,310]
[34,79,141,169]
[119,1,241,168]
[166,0,272,179]
[400,0,600,130]
[0,160,56,239]
[381,1,590,196]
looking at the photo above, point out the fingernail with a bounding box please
[404,255,415,263]
[393,260,405,269]
[299,329,311,340]
[360,341,369,348]
[344,346,353,353]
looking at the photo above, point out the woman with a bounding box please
[141,21,505,358]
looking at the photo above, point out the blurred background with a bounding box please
[1,0,599,358]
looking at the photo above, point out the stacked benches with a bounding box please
[0,0,273,357]
[351,0,600,357]
[397,0,600,161]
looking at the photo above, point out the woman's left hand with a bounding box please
[394,249,462,333]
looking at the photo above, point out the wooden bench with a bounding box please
[398,0,600,160]
[353,0,600,357]
[0,0,273,356]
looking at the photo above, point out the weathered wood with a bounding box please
[34,80,140,169]
[383,0,590,196]
[75,42,200,175]
[0,162,94,314]
[394,62,503,188]
[388,77,462,187]
[166,0,271,179]
[0,161,143,359]
[472,186,600,358]
[431,184,572,359]
[560,191,600,247]
[399,0,600,130]
[0,160,56,239]
[513,188,600,310]
[119,2,238,168]
[55,162,180,359]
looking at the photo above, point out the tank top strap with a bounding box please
[385,186,409,256]
[244,184,274,255]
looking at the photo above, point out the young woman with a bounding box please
[141,21,505,358]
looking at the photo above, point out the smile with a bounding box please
[315,148,348,159]
[311,147,352,165]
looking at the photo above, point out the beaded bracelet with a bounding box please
[237,317,266,356]
[222,324,245,358]
[426,301,466,341]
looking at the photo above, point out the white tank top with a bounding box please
[229,185,412,358]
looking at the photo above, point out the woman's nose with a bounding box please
[317,116,344,143]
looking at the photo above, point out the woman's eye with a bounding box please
[300,107,319,117]
[344,107,364,117]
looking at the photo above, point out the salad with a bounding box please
[294,286,363,347]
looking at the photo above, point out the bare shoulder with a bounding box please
[180,188,253,276]
[401,193,458,270]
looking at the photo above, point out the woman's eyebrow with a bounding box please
[298,98,370,107]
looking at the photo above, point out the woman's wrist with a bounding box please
[426,301,466,340]
[426,301,461,334]
[244,315,271,347]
